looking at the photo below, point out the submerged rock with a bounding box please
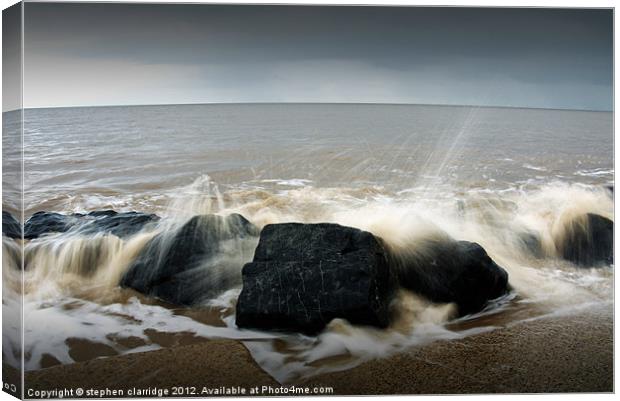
[555,213,613,266]
[518,231,544,258]
[121,213,259,306]
[24,212,74,239]
[23,210,160,239]
[236,223,393,334]
[2,211,21,239]
[390,238,509,316]
[77,211,161,237]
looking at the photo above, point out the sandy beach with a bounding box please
[302,308,614,394]
[23,307,612,396]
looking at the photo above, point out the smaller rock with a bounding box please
[24,212,75,239]
[391,238,509,316]
[23,210,160,239]
[2,211,21,239]
[518,231,544,258]
[78,211,160,237]
[121,213,259,306]
[556,213,613,266]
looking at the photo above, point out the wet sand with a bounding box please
[24,309,613,396]
[303,308,614,394]
[24,340,278,396]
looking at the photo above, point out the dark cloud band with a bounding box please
[23,4,612,110]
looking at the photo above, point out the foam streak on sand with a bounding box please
[18,293,277,371]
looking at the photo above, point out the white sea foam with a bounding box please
[523,164,548,172]
[575,168,614,177]
[20,294,276,371]
[241,291,498,383]
[258,178,314,187]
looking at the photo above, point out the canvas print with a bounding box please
[1,2,614,398]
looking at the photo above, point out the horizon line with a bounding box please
[6,101,612,113]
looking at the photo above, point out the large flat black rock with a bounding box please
[235,223,393,334]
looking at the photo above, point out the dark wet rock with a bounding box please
[2,211,21,239]
[85,210,119,218]
[390,238,509,316]
[23,210,159,239]
[78,211,160,237]
[236,223,393,334]
[121,213,259,306]
[556,213,613,266]
[518,231,544,258]
[604,185,613,195]
[24,212,75,239]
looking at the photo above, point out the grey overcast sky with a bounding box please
[21,3,613,110]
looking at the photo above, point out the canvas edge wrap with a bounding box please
[2,1,24,399]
